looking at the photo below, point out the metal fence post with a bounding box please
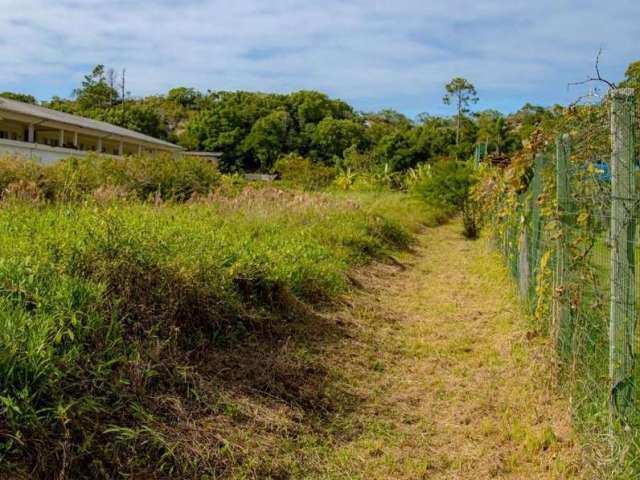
[609,88,636,422]
[528,152,545,307]
[555,134,572,361]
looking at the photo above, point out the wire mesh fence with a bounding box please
[491,88,640,473]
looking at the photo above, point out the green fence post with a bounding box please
[555,134,572,360]
[609,88,637,422]
[518,221,529,296]
[528,152,545,308]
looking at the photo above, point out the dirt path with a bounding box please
[301,223,590,479]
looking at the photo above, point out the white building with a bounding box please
[0,97,183,163]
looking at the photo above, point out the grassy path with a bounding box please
[296,223,590,479]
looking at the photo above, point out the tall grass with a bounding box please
[0,172,441,477]
[0,153,220,202]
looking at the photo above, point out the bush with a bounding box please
[0,153,221,202]
[461,200,482,239]
[50,153,221,201]
[272,153,336,190]
[0,156,46,199]
[414,160,481,236]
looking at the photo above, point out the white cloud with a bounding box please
[0,0,637,114]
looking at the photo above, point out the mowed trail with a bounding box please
[308,223,591,479]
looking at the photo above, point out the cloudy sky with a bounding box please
[0,0,638,117]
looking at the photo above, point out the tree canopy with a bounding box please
[6,64,605,173]
[443,77,479,150]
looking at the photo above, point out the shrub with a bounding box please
[403,163,432,190]
[461,200,482,239]
[0,156,45,199]
[0,153,221,202]
[340,145,377,173]
[272,153,336,190]
[414,160,481,236]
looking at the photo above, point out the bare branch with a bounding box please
[568,90,601,109]
[568,48,617,91]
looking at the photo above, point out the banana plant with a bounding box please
[335,167,357,190]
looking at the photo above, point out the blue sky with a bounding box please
[0,0,638,118]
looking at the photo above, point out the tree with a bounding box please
[412,116,456,161]
[182,91,284,170]
[475,110,509,154]
[362,109,412,147]
[621,60,640,91]
[0,92,37,104]
[73,65,120,111]
[418,160,481,239]
[373,130,417,171]
[443,77,478,149]
[286,90,353,154]
[507,103,553,146]
[242,110,292,171]
[167,87,202,108]
[311,117,366,162]
[103,103,166,139]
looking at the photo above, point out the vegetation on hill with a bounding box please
[1,58,637,479]
[1,65,556,174]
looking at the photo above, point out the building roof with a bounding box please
[0,97,182,150]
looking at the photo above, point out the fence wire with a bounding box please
[492,88,640,474]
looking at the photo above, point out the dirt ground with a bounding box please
[293,223,592,479]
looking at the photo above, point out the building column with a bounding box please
[97,137,102,153]
[59,129,65,148]
[73,131,78,148]
[138,144,143,155]
[28,124,35,143]
[118,141,124,156]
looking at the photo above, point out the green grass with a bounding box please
[0,185,444,478]
[0,152,221,202]
[499,219,640,477]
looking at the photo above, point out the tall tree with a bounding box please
[443,77,478,149]
[73,65,119,111]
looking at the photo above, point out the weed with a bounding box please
[0,181,434,478]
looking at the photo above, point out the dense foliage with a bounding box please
[1,65,563,174]
[0,154,221,202]
[414,160,480,238]
[0,149,449,477]
[471,60,640,477]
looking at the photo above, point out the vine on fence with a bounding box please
[476,90,640,475]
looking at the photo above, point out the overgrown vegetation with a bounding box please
[0,150,450,478]
[0,68,551,475]
[2,66,552,175]
[473,60,640,478]
[0,153,220,202]
[5,57,638,479]
[414,160,480,238]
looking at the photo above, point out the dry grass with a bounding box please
[285,223,594,479]
[0,194,591,478]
